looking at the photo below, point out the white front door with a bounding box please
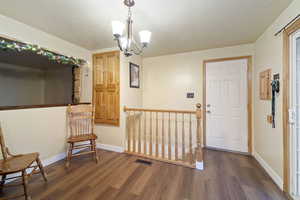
[206,58,248,153]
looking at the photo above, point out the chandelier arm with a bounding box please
[131,43,144,55]
[116,38,123,51]
[132,38,145,54]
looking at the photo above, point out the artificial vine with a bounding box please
[0,39,86,67]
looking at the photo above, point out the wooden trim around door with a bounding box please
[282,18,300,193]
[203,56,253,154]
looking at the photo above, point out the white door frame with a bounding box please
[283,18,300,194]
[290,29,300,198]
[203,56,253,154]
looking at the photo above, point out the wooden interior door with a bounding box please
[205,58,248,152]
[93,51,120,126]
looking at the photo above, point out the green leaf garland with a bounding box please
[0,39,86,67]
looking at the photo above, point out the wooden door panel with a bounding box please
[94,89,106,121]
[105,90,119,124]
[106,52,120,89]
[94,54,106,88]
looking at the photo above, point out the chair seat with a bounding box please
[0,153,39,174]
[67,134,97,143]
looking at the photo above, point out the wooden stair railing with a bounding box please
[124,104,203,169]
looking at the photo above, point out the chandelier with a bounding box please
[112,0,151,57]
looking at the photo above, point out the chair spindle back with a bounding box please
[67,104,95,138]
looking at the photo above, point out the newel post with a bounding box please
[195,103,204,170]
[196,103,202,149]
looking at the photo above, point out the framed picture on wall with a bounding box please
[129,62,140,88]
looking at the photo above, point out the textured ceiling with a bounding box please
[0,0,293,57]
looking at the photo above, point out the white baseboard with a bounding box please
[42,148,82,167]
[97,143,124,153]
[253,151,283,190]
[6,148,82,183]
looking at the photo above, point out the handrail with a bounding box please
[124,106,196,114]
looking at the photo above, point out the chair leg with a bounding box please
[66,143,73,168]
[36,157,47,182]
[0,174,6,193]
[90,140,93,152]
[92,140,99,163]
[22,170,31,200]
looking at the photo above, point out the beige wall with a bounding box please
[0,14,91,160]
[93,48,143,148]
[0,107,69,160]
[142,44,254,111]
[253,0,300,182]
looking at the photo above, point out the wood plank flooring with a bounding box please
[0,149,287,200]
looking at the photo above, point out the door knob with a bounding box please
[207,104,211,107]
[206,110,211,114]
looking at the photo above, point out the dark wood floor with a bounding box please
[1,149,287,200]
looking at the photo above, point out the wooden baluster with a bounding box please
[196,103,203,163]
[138,111,142,154]
[168,112,171,160]
[182,113,185,161]
[150,112,153,156]
[144,112,147,155]
[175,113,178,160]
[155,112,159,157]
[189,113,193,164]
[127,111,131,152]
[133,111,136,153]
[162,112,165,159]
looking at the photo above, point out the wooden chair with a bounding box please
[66,104,99,167]
[0,124,47,200]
